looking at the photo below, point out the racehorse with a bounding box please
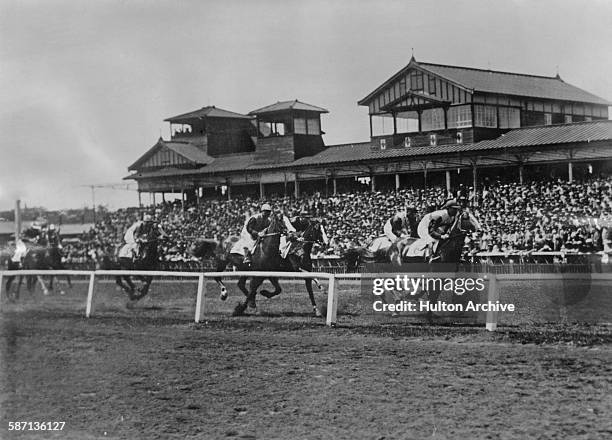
[5,241,71,300]
[110,238,161,304]
[189,235,243,301]
[281,219,327,317]
[191,217,328,317]
[402,211,481,320]
[233,213,284,316]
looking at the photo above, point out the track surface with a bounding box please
[1,280,612,439]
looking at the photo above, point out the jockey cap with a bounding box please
[143,214,153,222]
[261,203,272,212]
[49,224,56,230]
[443,199,461,209]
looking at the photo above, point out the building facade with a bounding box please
[126,58,612,203]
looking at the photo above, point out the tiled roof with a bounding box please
[164,142,214,164]
[164,106,252,122]
[359,58,611,106]
[421,62,612,105]
[200,153,256,173]
[127,121,612,179]
[473,120,612,150]
[249,100,329,115]
[293,121,612,167]
[128,138,213,170]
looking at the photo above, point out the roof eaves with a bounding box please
[358,59,473,106]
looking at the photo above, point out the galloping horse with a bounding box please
[233,214,284,316]
[403,210,481,320]
[191,217,328,317]
[5,239,71,299]
[112,238,161,303]
[281,219,328,317]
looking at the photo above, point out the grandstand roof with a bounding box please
[127,121,612,180]
[249,100,329,115]
[473,119,612,150]
[164,106,252,122]
[359,58,612,106]
[128,138,214,171]
[292,121,612,167]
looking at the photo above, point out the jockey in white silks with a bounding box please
[230,203,273,263]
[118,217,145,259]
[405,199,462,259]
[11,224,45,263]
[369,205,417,253]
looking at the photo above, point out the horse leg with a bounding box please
[260,277,281,299]
[5,276,14,301]
[16,275,24,300]
[38,275,50,295]
[237,276,249,298]
[214,258,229,301]
[233,276,262,316]
[305,278,321,317]
[133,276,153,301]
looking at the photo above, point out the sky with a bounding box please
[1,0,611,211]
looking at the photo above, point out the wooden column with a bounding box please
[137,191,142,208]
[226,180,232,201]
[417,110,422,132]
[369,114,373,138]
[180,189,184,211]
[443,107,448,130]
[392,112,397,135]
[14,200,21,240]
[519,165,524,184]
[259,181,265,199]
[446,170,451,194]
[395,173,400,191]
[370,174,376,192]
[161,192,166,203]
[568,162,573,183]
[333,178,337,195]
[294,177,300,198]
[472,163,478,194]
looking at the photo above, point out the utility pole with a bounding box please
[80,183,138,224]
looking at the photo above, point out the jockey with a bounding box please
[12,223,44,264]
[122,217,143,259]
[383,205,418,242]
[417,199,462,257]
[280,208,326,258]
[239,203,273,264]
[46,224,61,248]
[120,214,165,260]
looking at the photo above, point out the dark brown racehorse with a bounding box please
[5,240,71,300]
[115,238,160,303]
[232,214,283,316]
[402,211,481,321]
[191,217,328,317]
[281,219,327,317]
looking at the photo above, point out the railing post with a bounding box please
[326,274,338,327]
[485,274,498,331]
[85,272,96,318]
[195,273,206,323]
[0,273,4,312]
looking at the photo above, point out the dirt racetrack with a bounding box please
[1,279,612,439]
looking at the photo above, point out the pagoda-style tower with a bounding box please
[249,100,328,165]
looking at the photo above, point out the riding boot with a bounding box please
[243,250,252,265]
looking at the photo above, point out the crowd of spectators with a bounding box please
[59,175,612,265]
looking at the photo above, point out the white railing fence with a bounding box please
[2,270,610,331]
